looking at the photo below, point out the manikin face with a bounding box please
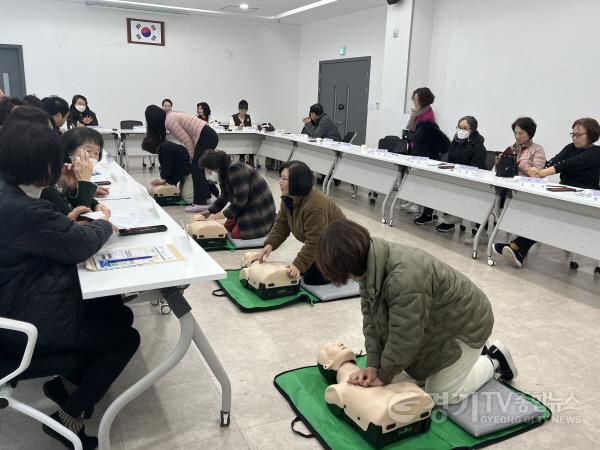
[513,125,530,145]
[317,342,356,370]
[571,124,590,149]
[279,168,289,196]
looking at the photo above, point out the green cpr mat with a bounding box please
[274,356,552,450]
[197,234,267,252]
[213,269,318,311]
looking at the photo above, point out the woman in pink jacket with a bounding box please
[145,105,219,212]
[507,117,546,176]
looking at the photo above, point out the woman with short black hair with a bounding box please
[67,94,99,129]
[316,218,516,406]
[197,102,211,122]
[0,121,140,449]
[198,149,276,239]
[258,160,345,285]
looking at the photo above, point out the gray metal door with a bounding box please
[0,45,26,98]
[318,57,370,145]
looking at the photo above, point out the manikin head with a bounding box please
[318,342,356,371]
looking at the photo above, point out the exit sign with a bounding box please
[339,47,346,56]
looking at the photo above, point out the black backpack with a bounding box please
[495,148,518,177]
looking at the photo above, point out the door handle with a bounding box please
[2,73,10,96]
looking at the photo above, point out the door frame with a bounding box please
[0,44,26,97]
[318,56,371,102]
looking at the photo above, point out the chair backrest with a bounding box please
[120,120,144,130]
[343,131,357,144]
[378,135,401,152]
[0,318,37,386]
[485,151,497,171]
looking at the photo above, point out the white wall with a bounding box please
[428,0,600,157]
[297,6,387,147]
[1,0,300,130]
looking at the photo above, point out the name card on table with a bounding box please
[454,164,480,177]
[367,148,389,157]
[514,176,547,190]
[576,189,600,204]
[407,156,430,165]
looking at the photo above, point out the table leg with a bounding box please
[97,286,231,450]
[486,196,512,266]
[471,197,499,259]
[388,169,408,227]
[381,171,402,224]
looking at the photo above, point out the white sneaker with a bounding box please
[407,204,421,214]
[464,234,489,245]
[400,201,411,210]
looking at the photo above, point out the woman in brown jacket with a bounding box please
[198,150,275,239]
[258,160,344,285]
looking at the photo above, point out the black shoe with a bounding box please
[334,179,341,186]
[42,412,98,450]
[502,245,525,268]
[414,213,433,225]
[435,223,455,233]
[492,243,507,257]
[43,378,93,419]
[488,341,518,381]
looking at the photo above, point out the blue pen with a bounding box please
[105,255,153,264]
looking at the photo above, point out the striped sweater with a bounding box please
[165,111,207,158]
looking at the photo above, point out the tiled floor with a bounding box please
[2,164,600,449]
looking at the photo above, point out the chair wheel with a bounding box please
[472,251,478,259]
[352,194,357,199]
[595,267,600,275]
[220,411,231,427]
[150,299,159,306]
[388,220,394,227]
[487,258,495,266]
[570,261,579,270]
[370,198,376,204]
[160,304,171,315]
[381,217,386,224]
[460,225,466,232]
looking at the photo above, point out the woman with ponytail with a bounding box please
[145,105,219,212]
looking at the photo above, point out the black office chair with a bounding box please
[0,318,86,449]
[343,131,357,144]
[119,120,155,171]
[485,150,497,171]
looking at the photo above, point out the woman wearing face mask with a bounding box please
[431,116,488,232]
[40,127,110,221]
[197,149,275,239]
[67,94,99,129]
[494,118,600,268]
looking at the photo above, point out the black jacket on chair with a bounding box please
[159,141,191,186]
[447,131,487,169]
[0,177,112,353]
[411,121,450,160]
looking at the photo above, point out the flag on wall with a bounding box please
[127,18,165,46]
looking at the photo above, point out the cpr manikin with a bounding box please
[185,214,227,248]
[148,184,180,206]
[239,251,300,299]
[317,342,434,448]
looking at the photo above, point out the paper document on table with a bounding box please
[81,211,105,221]
[85,244,184,271]
[95,191,131,200]
[109,212,162,230]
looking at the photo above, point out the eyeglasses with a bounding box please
[570,132,587,138]
[279,176,289,181]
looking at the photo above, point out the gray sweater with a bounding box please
[303,113,342,141]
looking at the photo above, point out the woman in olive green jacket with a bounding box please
[316,218,518,405]
[259,160,344,285]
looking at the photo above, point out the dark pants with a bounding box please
[512,236,537,255]
[422,207,434,217]
[191,126,219,205]
[37,296,140,417]
[303,263,330,286]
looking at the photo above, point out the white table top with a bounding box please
[77,162,226,299]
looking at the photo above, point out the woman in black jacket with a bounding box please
[494,117,600,268]
[0,121,139,449]
[142,136,194,204]
[432,116,488,232]
[67,94,99,129]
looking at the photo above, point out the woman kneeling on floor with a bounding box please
[198,149,276,239]
[316,218,517,405]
